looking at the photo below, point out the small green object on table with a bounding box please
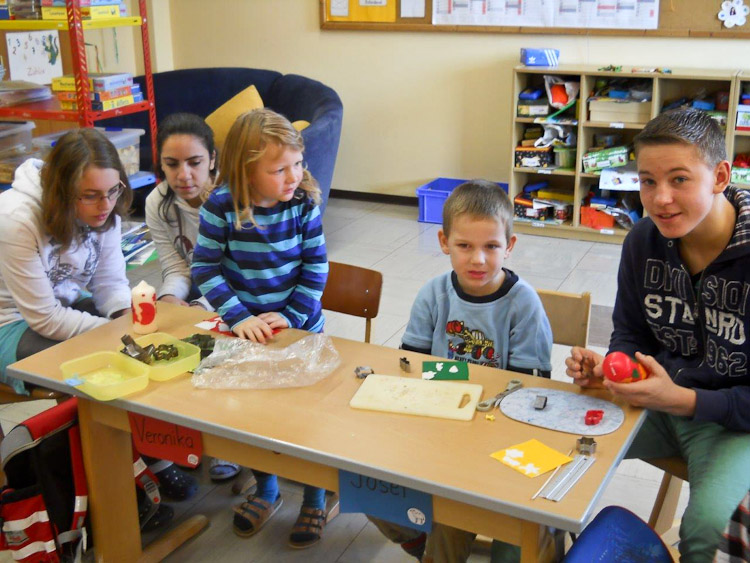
[181,333,216,359]
[421,361,469,380]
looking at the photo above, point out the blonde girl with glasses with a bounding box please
[0,128,132,394]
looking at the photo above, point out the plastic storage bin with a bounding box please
[126,332,202,381]
[417,177,508,224]
[60,351,149,401]
[32,126,145,176]
[0,121,34,153]
[554,146,576,169]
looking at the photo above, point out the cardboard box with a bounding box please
[736,104,750,130]
[520,48,560,67]
[583,146,629,173]
[731,167,750,185]
[517,99,549,117]
[581,206,615,230]
[588,98,652,123]
[515,146,554,168]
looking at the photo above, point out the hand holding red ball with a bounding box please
[602,351,649,383]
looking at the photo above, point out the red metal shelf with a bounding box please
[0,99,153,122]
[0,0,158,166]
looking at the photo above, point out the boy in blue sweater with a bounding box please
[372,179,553,562]
[566,108,750,562]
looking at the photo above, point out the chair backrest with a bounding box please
[321,262,383,343]
[536,289,592,348]
[563,506,674,562]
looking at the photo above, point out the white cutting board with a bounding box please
[349,374,483,421]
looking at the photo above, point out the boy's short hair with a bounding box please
[633,107,726,168]
[442,179,513,241]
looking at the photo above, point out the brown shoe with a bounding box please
[289,506,327,549]
[232,495,282,538]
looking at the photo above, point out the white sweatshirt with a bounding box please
[0,159,131,340]
[144,181,201,301]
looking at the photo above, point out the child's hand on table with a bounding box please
[565,346,606,388]
[233,316,275,344]
[257,312,289,331]
[604,352,697,416]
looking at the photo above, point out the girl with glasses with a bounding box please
[0,128,132,393]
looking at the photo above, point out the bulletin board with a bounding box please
[320,0,750,39]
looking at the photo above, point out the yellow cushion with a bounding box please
[292,120,310,132]
[205,85,264,151]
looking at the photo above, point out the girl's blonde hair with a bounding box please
[215,108,320,228]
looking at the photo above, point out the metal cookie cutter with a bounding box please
[576,436,597,455]
[476,379,523,411]
[354,366,374,379]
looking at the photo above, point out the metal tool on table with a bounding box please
[536,453,596,502]
[476,379,523,412]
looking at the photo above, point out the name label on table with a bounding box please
[338,470,433,531]
[128,413,203,468]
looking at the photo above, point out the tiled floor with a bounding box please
[0,196,689,562]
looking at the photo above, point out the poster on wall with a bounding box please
[433,0,660,29]
[5,30,63,85]
[327,0,397,22]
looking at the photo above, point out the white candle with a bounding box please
[131,280,158,334]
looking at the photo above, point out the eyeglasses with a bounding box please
[77,181,125,206]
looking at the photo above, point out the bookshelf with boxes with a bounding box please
[0,0,157,265]
[731,70,750,188]
[510,65,737,244]
[0,0,156,160]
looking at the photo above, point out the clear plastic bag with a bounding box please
[190,333,341,389]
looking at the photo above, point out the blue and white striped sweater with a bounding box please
[192,185,328,331]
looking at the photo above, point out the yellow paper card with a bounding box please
[491,439,573,478]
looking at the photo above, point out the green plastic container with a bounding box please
[554,146,576,169]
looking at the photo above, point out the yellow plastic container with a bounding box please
[60,351,149,401]
[128,332,201,381]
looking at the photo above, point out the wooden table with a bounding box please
[8,304,645,562]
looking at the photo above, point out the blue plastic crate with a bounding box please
[416,178,508,224]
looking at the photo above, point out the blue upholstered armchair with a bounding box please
[106,67,343,214]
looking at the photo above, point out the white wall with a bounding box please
[165,0,750,196]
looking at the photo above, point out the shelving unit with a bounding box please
[510,65,738,244]
[0,0,157,168]
[731,70,750,190]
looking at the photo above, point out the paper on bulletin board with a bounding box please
[327,0,397,22]
[432,0,659,30]
[402,0,426,18]
[6,31,63,85]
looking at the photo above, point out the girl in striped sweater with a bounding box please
[191,108,329,548]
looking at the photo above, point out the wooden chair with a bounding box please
[647,457,688,536]
[321,261,383,344]
[536,289,592,348]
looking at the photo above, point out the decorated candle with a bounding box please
[131,280,157,334]
[602,351,649,383]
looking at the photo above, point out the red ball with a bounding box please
[602,351,648,383]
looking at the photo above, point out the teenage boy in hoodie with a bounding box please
[0,128,132,393]
[566,108,750,563]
